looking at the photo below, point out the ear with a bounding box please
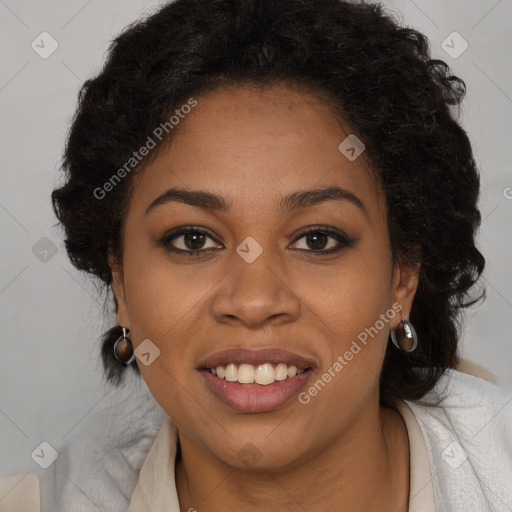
[391,254,420,328]
[108,252,130,328]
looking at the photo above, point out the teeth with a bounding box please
[287,366,297,378]
[238,364,255,383]
[255,363,275,385]
[275,363,288,381]
[207,362,307,385]
[225,363,238,382]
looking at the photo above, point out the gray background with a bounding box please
[1,0,511,477]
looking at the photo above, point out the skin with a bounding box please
[110,84,419,512]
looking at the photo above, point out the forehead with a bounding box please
[128,84,384,220]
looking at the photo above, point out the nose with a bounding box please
[210,252,301,329]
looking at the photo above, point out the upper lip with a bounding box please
[198,348,317,370]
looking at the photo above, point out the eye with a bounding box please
[158,226,222,255]
[158,224,356,258]
[290,226,355,255]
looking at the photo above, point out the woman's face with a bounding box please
[110,84,418,470]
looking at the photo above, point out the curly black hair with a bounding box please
[51,0,485,404]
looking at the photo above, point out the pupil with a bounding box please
[307,233,327,250]
[185,233,205,250]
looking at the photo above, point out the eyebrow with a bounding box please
[144,185,365,216]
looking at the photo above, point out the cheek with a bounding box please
[121,238,214,340]
[292,245,395,420]
[118,242,218,414]
[120,252,208,420]
[297,247,393,349]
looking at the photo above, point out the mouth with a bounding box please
[197,348,316,413]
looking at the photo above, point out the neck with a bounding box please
[175,400,410,512]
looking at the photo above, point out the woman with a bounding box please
[4,0,511,510]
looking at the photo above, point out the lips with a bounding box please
[197,347,317,413]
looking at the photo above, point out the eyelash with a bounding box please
[157,225,356,258]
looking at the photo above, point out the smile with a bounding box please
[197,348,316,413]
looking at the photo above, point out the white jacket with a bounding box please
[1,363,511,512]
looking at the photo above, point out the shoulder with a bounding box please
[40,371,168,511]
[405,368,512,510]
[0,472,41,511]
[407,367,512,435]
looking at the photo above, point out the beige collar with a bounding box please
[392,399,436,512]
[128,416,180,512]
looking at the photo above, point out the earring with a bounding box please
[113,327,135,364]
[390,316,418,353]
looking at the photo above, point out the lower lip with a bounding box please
[199,368,314,413]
